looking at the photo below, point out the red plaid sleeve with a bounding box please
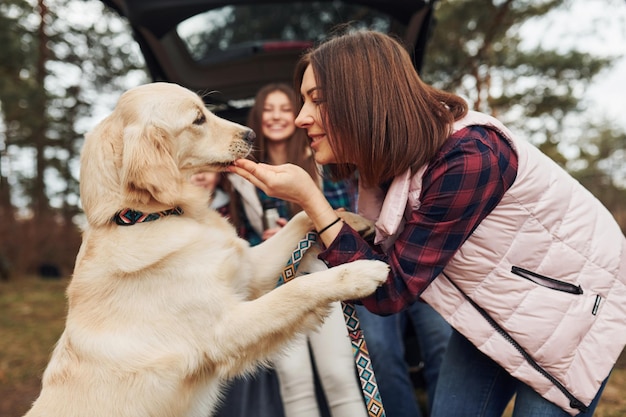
[319,126,518,315]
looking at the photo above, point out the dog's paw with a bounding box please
[335,259,389,299]
[336,211,376,242]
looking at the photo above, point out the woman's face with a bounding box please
[261,91,296,142]
[295,65,337,165]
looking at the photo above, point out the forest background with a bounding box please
[1,0,626,415]
[1,0,625,277]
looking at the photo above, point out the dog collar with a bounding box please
[112,207,184,226]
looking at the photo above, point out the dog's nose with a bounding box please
[243,129,256,145]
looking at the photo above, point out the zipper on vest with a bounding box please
[511,266,583,295]
[442,272,589,414]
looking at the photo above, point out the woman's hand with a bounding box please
[229,159,342,247]
[228,159,314,207]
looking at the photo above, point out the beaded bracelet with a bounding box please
[317,217,342,236]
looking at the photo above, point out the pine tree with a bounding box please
[0,0,147,275]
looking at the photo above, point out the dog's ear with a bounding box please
[121,124,181,206]
[80,113,126,227]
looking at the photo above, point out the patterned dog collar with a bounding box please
[112,207,183,226]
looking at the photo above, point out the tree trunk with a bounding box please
[33,0,49,220]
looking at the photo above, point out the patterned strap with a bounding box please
[276,231,318,285]
[277,233,386,417]
[342,302,385,416]
[112,207,183,226]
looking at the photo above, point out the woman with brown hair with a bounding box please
[229,29,626,417]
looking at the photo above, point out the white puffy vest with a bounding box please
[359,111,626,415]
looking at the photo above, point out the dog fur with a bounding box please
[24,83,388,417]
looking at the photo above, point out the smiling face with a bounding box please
[295,65,337,165]
[261,91,297,143]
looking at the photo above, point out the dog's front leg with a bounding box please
[213,258,389,378]
[246,211,315,297]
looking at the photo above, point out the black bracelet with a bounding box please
[317,217,342,236]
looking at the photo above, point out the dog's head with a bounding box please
[80,82,254,227]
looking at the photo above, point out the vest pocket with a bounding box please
[511,266,583,295]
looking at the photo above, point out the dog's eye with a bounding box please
[193,114,206,125]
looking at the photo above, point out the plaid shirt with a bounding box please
[319,126,519,315]
[322,169,358,212]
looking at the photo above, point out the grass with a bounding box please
[0,275,68,416]
[1,275,625,416]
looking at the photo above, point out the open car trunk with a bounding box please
[101,0,437,122]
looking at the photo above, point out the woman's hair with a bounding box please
[246,83,319,215]
[294,29,468,187]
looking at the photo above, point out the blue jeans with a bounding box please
[356,301,452,417]
[431,329,609,417]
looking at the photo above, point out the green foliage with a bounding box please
[423,0,616,141]
[567,124,626,231]
[0,0,148,273]
[0,0,39,148]
[0,0,147,215]
[422,0,625,229]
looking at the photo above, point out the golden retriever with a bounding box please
[24,82,388,417]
